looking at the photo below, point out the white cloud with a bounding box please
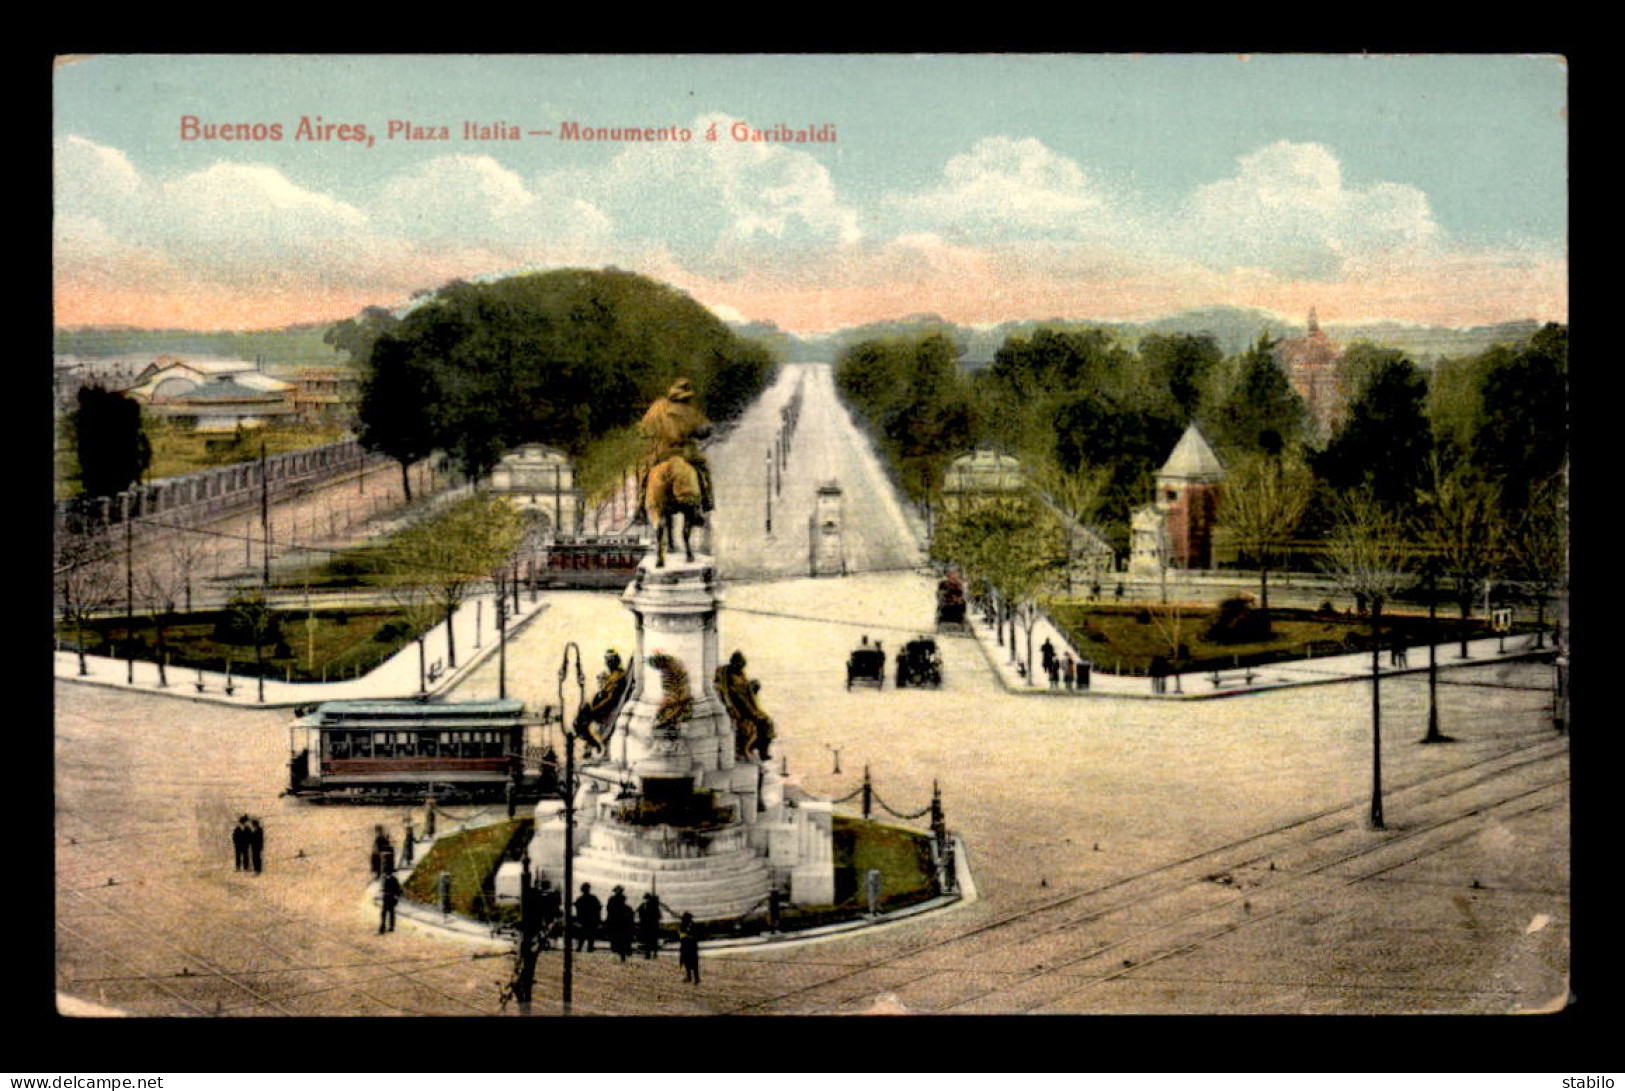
[1182,141,1440,277]
[589,114,862,272]
[886,136,1117,240]
[374,155,614,253]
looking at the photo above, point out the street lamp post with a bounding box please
[1370,600,1384,830]
[557,643,585,1014]
[1420,563,1454,745]
[765,448,774,537]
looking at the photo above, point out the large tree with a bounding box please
[353,269,777,485]
[1320,488,1415,830]
[1316,347,1433,515]
[55,526,119,677]
[1415,458,1506,657]
[387,493,527,674]
[1472,323,1567,518]
[1138,332,1223,423]
[931,494,1068,683]
[69,385,152,499]
[1208,334,1308,459]
[1214,449,1314,610]
[835,332,977,506]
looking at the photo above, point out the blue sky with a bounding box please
[53,53,1567,332]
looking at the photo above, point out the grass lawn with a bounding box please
[1049,602,1502,675]
[403,818,533,922]
[55,420,352,501]
[404,813,942,939]
[57,605,429,681]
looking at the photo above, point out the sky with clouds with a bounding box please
[52,54,1568,334]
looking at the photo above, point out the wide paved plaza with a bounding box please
[54,566,1570,1018]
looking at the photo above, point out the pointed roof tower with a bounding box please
[1158,423,1225,486]
[1307,307,1321,336]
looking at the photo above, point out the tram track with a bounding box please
[56,809,504,1016]
[720,733,1568,1014]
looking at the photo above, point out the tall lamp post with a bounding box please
[1419,560,1454,745]
[764,448,774,537]
[557,643,585,1014]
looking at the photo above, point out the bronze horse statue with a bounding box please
[644,455,705,567]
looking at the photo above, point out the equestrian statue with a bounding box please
[638,378,715,567]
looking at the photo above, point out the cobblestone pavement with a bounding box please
[52,363,1570,1019]
[55,570,1569,1017]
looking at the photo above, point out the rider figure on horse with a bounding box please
[638,377,714,525]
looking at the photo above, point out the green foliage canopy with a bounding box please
[69,386,152,499]
[350,269,777,481]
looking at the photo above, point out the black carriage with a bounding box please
[895,637,943,688]
[936,572,968,632]
[846,646,886,689]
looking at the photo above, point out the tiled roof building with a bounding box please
[1274,309,1346,443]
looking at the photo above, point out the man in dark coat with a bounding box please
[538,880,562,950]
[372,826,394,879]
[573,882,602,952]
[232,816,250,871]
[605,886,635,962]
[678,912,701,984]
[379,872,402,933]
[637,892,662,959]
[248,818,264,874]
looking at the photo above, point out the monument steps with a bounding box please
[572,840,773,920]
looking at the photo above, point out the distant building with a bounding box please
[939,449,1025,516]
[53,356,144,410]
[123,358,296,432]
[487,443,581,536]
[291,368,362,424]
[939,448,1115,582]
[1130,423,1225,575]
[122,357,294,428]
[1274,309,1346,442]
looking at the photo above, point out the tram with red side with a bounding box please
[287,697,555,802]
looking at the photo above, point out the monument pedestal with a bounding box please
[510,553,834,919]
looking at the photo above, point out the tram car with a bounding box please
[895,637,944,689]
[287,697,552,802]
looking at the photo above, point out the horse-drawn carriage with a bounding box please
[895,637,943,689]
[846,645,886,689]
[936,571,968,632]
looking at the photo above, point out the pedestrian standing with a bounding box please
[574,883,602,952]
[1063,654,1074,692]
[606,886,634,962]
[1077,657,1091,691]
[637,891,662,959]
[678,912,700,984]
[768,888,785,933]
[505,778,517,820]
[379,872,402,933]
[1047,655,1060,690]
[401,815,416,868]
[232,816,250,871]
[248,818,264,874]
[539,880,562,950]
[372,825,394,879]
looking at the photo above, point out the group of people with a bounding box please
[531,881,703,983]
[1040,639,1091,692]
[231,815,265,874]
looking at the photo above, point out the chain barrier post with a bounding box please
[861,766,872,821]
